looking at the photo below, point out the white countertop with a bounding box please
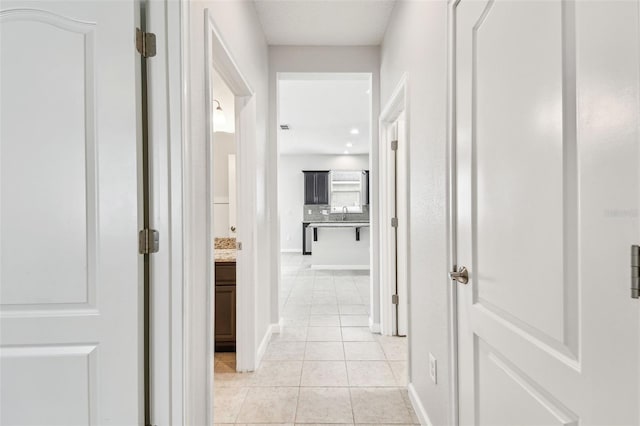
[308,222,370,228]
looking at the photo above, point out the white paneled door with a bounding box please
[1,2,141,425]
[454,0,640,425]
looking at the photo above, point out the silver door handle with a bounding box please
[449,266,469,284]
[230,226,236,232]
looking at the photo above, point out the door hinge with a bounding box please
[237,241,243,251]
[392,294,399,305]
[391,140,398,151]
[632,245,639,299]
[139,229,160,254]
[136,28,157,58]
[391,217,398,228]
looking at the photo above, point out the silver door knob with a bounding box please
[449,266,469,284]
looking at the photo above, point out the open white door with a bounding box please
[454,0,640,424]
[0,2,142,425]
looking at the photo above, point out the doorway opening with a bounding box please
[204,10,258,424]
[212,67,238,355]
[277,72,374,323]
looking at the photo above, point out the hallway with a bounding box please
[3,1,640,424]
[214,254,417,424]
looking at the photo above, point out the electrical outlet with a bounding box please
[429,353,437,384]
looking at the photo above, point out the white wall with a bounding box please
[279,154,369,251]
[268,46,381,327]
[184,2,269,424]
[380,1,451,425]
[213,132,235,237]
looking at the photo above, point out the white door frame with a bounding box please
[145,1,185,425]
[203,8,257,375]
[379,74,410,336]
[150,4,258,424]
[446,3,459,425]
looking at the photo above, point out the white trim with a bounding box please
[310,265,370,271]
[280,248,301,253]
[446,1,460,424]
[369,320,381,334]
[180,0,197,424]
[146,1,185,425]
[380,74,409,121]
[408,383,434,426]
[255,323,280,368]
[213,196,230,204]
[379,74,410,337]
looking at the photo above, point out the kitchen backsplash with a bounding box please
[303,204,370,222]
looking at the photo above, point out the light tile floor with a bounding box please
[214,253,418,425]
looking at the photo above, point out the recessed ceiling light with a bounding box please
[344,150,349,155]
[350,128,359,135]
[346,142,353,148]
[365,89,371,95]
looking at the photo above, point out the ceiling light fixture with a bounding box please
[344,150,349,155]
[346,142,353,148]
[350,128,359,135]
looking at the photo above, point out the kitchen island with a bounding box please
[307,221,370,270]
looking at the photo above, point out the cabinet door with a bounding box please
[364,170,370,205]
[315,172,329,205]
[215,285,236,344]
[304,172,316,204]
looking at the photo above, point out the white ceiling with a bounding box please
[278,73,371,155]
[254,0,397,46]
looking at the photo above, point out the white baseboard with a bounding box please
[407,383,433,426]
[256,323,279,367]
[310,265,370,270]
[280,248,301,253]
[369,316,381,333]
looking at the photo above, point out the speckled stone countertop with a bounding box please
[214,238,236,262]
[215,237,236,249]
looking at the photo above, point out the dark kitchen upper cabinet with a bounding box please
[364,170,370,205]
[315,172,329,204]
[303,171,330,205]
[304,172,316,204]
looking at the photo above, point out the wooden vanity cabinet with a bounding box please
[215,262,236,352]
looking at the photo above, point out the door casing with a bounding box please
[379,74,411,338]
